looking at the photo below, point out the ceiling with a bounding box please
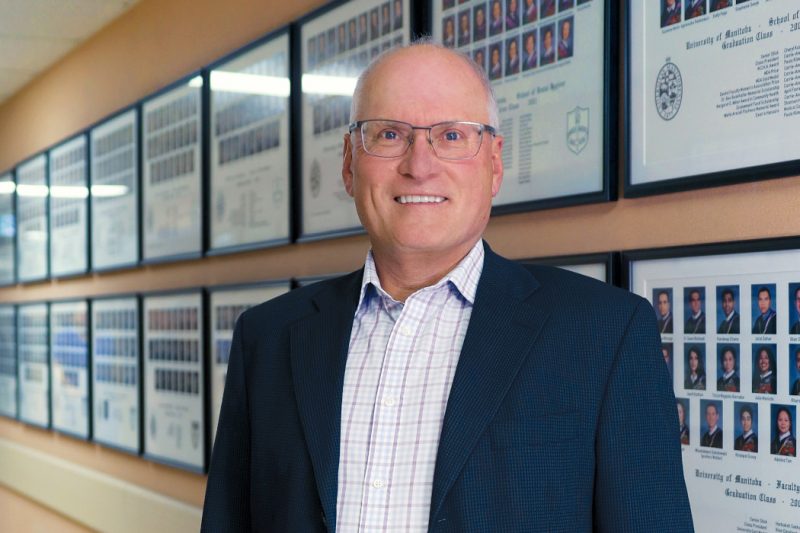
[0,0,140,106]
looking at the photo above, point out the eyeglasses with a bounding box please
[348,119,497,160]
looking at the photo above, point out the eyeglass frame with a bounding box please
[347,118,498,160]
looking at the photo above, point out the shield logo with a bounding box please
[566,106,589,155]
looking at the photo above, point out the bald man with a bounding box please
[202,41,693,532]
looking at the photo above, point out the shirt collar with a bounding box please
[357,240,485,311]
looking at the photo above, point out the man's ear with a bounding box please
[490,134,504,197]
[342,133,355,197]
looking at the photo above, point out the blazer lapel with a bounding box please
[429,247,550,523]
[290,271,362,528]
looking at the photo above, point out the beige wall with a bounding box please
[0,0,799,530]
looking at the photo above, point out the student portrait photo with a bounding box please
[677,398,689,445]
[443,16,456,48]
[540,23,556,65]
[662,342,673,378]
[506,0,520,30]
[685,344,706,390]
[716,345,739,392]
[393,0,403,30]
[473,4,487,41]
[752,344,777,394]
[710,0,732,11]
[489,42,503,80]
[791,345,800,396]
[752,284,777,334]
[505,35,520,76]
[789,284,800,334]
[734,402,758,453]
[557,16,574,60]
[522,29,538,71]
[443,0,455,9]
[348,18,358,49]
[540,0,556,18]
[653,288,673,334]
[683,287,705,334]
[473,47,487,73]
[771,405,796,456]
[700,400,723,448]
[523,0,538,24]
[458,10,471,46]
[382,2,391,35]
[661,0,681,27]
[489,0,504,35]
[716,285,740,334]
[369,7,380,41]
[685,0,705,19]
[559,0,575,11]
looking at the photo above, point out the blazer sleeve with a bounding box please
[593,299,695,532]
[201,317,252,532]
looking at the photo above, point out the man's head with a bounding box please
[492,0,501,20]
[722,288,735,316]
[740,406,753,433]
[676,401,685,425]
[476,6,485,26]
[705,403,718,429]
[561,19,571,40]
[544,28,553,50]
[795,347,800,370]
[757,287,771,314]
[460,12,469,31]
[662,345,670,364]
[344,42,504,261]
[525,33,535,54]
[689,289,702,315]
[508,39,518,60]
[657,290,671,318]
[794,287,800,315]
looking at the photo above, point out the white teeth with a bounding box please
[396,195,446,204]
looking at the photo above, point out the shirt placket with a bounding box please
[359,295,421,531]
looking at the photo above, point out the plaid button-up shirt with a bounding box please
[335,240,484,532]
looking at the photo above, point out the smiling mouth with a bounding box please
[395,195,447,204]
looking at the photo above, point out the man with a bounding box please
[489,44,502,79]
[677,400,689,445]
[540,26,556,65]
[656,289,673,334]
[541,0,556,18]
[791,286,800,334]
[793,348,800,396]
[202,42,692,532]
[734,405,757,452]
[752,286,776,334]
[505,37,520,76]
[443,17,456,48]
[505,0,520,30]
[557,17,573,60]
[718,287,739,334]
[701,403,723,448]
[522,30,538,70]
[662,0,681,27]
[524,0,538,23]
[458,11,471,47]
[393,0,403,30]
[684,288,705,334]
[489,0,503,35]
[472,48,486,72]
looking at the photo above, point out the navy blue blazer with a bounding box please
[202,244,693,532]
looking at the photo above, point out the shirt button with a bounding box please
[382,397,396,407]
[372,479,385,489]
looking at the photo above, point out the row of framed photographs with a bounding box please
[2,0,797,284]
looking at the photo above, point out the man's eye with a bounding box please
[379,129,400,141]
[442,130,463,142]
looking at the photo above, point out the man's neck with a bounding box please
[371,241,479,302]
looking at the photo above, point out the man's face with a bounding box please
[677,403,685,425]
[666,0,676,8]
[741,410,752,432]
[706,405,718,428]
[758,350,770,372]
[510,0,517,12]
[460,14,469,31]
[544,30,553,50]
[343,48,504,260]
[777,410,791,434]
[509,40,517,59]
[758,289,771,314]
[796,351,800,371]
[662,347,670,364]
[690,291,701,314]
[477,8,485,26]
[492,1,501,20]
[561,20,571,40]
[723,350,735,373]
[658,293,670,317]
[795,288,800,314]
[525,34,535,54]
[722,292,735,315]
[491,47,500,65]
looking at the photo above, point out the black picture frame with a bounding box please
[49,298,91,441]
[90,294,142,456]
[293,0,416,242]
[141,289,207,473]
[0,170,15,286]
[15,153,50,283]
[17,302,50,429]
[48,133,90,279]
[624,0,800,198]
[518,251,618,285]
[205,26,294,256]
[0,304,18,420]
[140,72,205,265]
[88,105,142,273]
[427,0,617,215]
